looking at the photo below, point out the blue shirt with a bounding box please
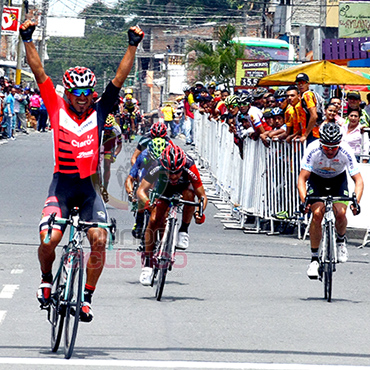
[4,93,15,114]
[129,149,152,181]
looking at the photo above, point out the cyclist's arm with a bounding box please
[131,148,142,166]
[300,106,318,142]
[351,172,364,204]
[297,169,311,203]
[21,21,48,84]
[125,175,137,196]
[137,178,152,209]
[112,26,143,89]
[194,185,208,211]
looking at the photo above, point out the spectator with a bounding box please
[365,93,370,116]
[278,85,303,143]
[252,88,266,110]
[265,95,277,108]
[29,88,41,129]
[274,89,287,110]
[14,86,29,135]
[329,97,345,125]
[342,107,369,163]
[3,86,16,140]
[161,102,176,138]
[207,82,216,97]
[295,73,319,144]
[0,92,5,139]
[321,103,343,126]
[38,97,48,132]
[214,89,229,121]
[260,107,286,142]
[174,95,184,135]
[345,90,370,127]
[183,85,195,145]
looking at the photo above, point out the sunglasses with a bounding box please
[321,144,340,151]
[68,88,94,97]
[227,104,239,109]
[276,98,285,102]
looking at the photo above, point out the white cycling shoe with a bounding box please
[337,242,348,263]
[140,267,153,286]
[176,232,189,250]
[307,260,320,279]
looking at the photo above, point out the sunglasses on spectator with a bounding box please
[321,144,340,150]
[276,98,285,102]
[68,88,94,97]
[227,104,239,108]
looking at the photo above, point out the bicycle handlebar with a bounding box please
[157,194,204,218]
[301,192,359,214]
[44,210,117,247]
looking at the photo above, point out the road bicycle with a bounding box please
[150,194,204,301]
[303,193,358,302]
[44,208,116,358]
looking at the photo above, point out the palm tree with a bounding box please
[186,24,245,89]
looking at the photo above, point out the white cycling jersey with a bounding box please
[301,140,360,178]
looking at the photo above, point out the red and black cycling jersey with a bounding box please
[39,77,120,179]
[144,152,203,196]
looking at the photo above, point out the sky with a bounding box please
[48,0,118,17]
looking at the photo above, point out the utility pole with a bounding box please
[39,0,48,65]
[0,0,4,57]
[15,0,25,84]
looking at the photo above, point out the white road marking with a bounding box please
[0,359,369,369]
[0,311,6,325]
[10,269,24,274]
[0,284,19,298]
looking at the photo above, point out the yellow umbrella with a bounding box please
[258,60,370,86]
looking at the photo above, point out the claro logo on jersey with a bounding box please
[77,149,94,158]
[72,135,94,148]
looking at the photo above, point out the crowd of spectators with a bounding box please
[175,74,370,162]
[0,76,48,143]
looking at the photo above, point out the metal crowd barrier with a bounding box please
[192,113,305,234]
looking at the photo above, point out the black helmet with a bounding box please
[274,89,286,99]
[319,123,342,145]
[238,92,253,105]
[252,87,267,99]
[271,107,284,117]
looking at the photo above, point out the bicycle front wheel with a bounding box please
[50,269,65,352]
[155,219,175,301]
[64,249,84,359]
[324,221,334,302]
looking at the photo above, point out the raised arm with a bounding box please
[20,20,48,84]
[112,26,144,89]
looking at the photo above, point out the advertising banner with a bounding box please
[235,60,270,88]
[339,1,370,38]
[1,7,21,35]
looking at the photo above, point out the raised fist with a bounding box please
[128,26,144,47]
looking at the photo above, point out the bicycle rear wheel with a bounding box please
[323,221,334,302]
[50,268,65,352]
[64,249,84,359]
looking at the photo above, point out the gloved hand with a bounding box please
[20,20,36,42]
[128,26,144,47]
[194,211,206,224]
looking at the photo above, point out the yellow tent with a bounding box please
[258,60,370,86]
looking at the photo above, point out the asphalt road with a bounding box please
[1,131,370,369]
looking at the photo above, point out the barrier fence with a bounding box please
[193,113,370,238]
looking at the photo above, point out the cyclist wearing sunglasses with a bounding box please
[297,122,363,279]
[20,20,144,321]
[136,145,208,286]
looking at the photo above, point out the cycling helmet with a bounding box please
[150,121,167,138]
[263,108,273,119]
[125,94,133,100]
[148,137,167,160]
[124,88,133,95]
[63,66,96,90]
[319,122,343,145]
[274,89,286,99]
[104,114,115,129]
[183,85,190,92]
[224,95,239,107]
[252,87,267,99]
[238,92,253,105]
[271,107,284,116]
[160,145,186,173]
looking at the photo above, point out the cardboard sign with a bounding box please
[2,7,21,35]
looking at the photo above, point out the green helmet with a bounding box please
[148,137,167,160]
[224,95,239,107]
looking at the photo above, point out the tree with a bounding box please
[44,1,130,93]
[186,24,245,88]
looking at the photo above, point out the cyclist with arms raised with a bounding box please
[297,123,363,279]
[136,145,208,285]
[20,20,144,321]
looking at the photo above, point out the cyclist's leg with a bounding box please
[177,187,195,250]
[334,202,349,262]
